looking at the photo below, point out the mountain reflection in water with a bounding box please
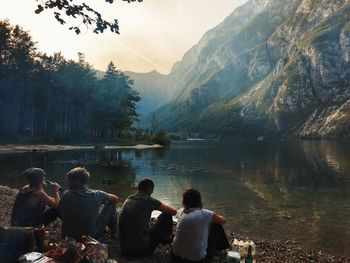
[0,140,349,256]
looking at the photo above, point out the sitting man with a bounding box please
[59,167,118,240]
[11,168,61,227]
[172,188,230,263]
[119,178,177,257]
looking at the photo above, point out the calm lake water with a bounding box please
[1,140,350,256]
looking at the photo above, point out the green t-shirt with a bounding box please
[119,192,162,252]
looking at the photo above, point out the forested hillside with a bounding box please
[0,20,140,142]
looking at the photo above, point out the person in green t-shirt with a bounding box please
[119,178,177,257]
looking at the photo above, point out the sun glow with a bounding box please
[0,0,247,73]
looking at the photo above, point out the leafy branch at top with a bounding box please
[34,0,143,34]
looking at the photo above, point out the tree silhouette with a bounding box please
[34,0,143,34]
[0,20,141,141]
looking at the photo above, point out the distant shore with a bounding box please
[0,144,163,154]
[1,185,349,263]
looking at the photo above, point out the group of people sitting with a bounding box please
[11,167,230,263]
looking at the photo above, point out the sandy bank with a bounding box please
[0,144,163,154]
[0,185,349,263]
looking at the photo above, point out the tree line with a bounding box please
[0,20,140,142]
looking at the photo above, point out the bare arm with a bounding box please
[212,213,227,225]
[158,203,177,216]
[107,194,119,203]
[37,190,60,208]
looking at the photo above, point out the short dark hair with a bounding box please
[66,167,90,185]
[183,188,203,209]
[137,178,154,193]
[23,168,46,188]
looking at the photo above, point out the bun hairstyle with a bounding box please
[182,188,203,210]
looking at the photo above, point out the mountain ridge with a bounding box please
[130,0,350,138]
[125,70,172,116]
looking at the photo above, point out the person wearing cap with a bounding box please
[11,168,61,227]
[59,167,119,240]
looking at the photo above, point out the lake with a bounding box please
[0,140,350,256]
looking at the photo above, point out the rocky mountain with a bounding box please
[145,0,350,139]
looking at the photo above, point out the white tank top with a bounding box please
[173,208,214,261]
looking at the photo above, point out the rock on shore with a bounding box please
[0,186,349,263]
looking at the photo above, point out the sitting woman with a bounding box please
[11,167,61,227]
[172,188,230,263]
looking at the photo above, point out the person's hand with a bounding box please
[51,182,60,193]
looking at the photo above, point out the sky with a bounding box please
[0,0,248,74]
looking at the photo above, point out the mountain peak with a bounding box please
[150,0,350,139]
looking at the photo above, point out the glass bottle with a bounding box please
[245,245,254,263]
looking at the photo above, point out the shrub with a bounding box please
[152,131,171,147]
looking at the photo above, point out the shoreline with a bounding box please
[0,144,163,154]
[1,185,349,263]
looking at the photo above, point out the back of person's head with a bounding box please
[66,167,90,189]
[23,168,46,188]
[183,188,203,209]
[137,178,154,194]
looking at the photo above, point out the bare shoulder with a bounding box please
[212,212,227,224]
[33,189,47,198]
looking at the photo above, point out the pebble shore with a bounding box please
[1,185,349,263]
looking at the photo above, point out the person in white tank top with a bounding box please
[172,188,230,263]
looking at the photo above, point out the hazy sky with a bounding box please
[0,0,247,74]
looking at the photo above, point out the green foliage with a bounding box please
[193,104,264,139]
[92,61,140,135]
[33,0,143,34]
[0,20,140,141]
[150,112,158,134]
[161,102,266,139]
[137,132,152,143]
[151,131,171,147]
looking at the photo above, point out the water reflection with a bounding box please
[0,141,349,256]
